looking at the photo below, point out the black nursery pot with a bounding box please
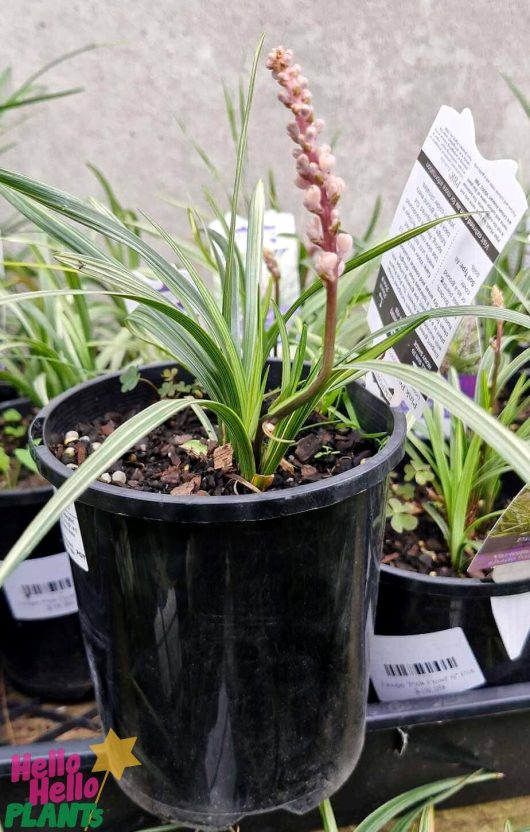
[0,400,91,701]
[30,362,406,830]
[0,383,18,403]
[375,564,530,693]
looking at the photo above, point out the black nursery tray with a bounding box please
[2,684,530,831]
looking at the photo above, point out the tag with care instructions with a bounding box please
[370,627,485,701]
[60,503,89,572]
[2,552,78,621]
[367,105,527,416]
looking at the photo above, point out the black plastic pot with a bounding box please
[30,361,406,830]
[0,383,18,404]
[374,564,530,694]
[0,399,91,701]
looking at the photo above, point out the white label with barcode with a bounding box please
[2,553,78,621]
[370,627,485,701]
[60,503,88,572]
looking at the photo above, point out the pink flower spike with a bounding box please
[267,46,351,284]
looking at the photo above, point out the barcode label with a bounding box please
[21,576,73,598]
[2,553,78,621]
[371,627,485,702]
[384,657,458,677]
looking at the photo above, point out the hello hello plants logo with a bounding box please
[2,730,141,829]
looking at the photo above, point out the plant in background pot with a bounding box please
[0,186,153,699]
[375,307,530,695]
[0,40,528,828]
[0,398,91,699]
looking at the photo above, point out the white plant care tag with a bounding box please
[2,553,78,621]
[60,503,88,572]
[370,627,485,701]
[366,105,527,416]
[489,558,530,662]
[491,592,530,661]
[208,210,299,307]
[124,270,189,313]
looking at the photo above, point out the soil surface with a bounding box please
[382,477,503,579]
[382,501,463,578]
[51,404,378,497]
[0,407,47,490]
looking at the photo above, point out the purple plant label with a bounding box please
[468,485,530,575]
[366,105,527,417]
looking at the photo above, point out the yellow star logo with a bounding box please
[89,728,142,781]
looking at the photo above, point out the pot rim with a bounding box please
[30,361,407,523]
[380,562,530,597]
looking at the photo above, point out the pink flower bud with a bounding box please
[292,102,313,120]
[296,153,310,173]
[307,216,323,244]
[326,175,345,203]
[318,149,336,172]
[315,251,338,282]
[287,123,300,142]
[294,175,311,190]
[336,232,353,258]
[303,185,322,213]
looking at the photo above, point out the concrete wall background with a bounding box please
[2,0,530,240]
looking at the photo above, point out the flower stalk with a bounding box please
[264,46,352,422]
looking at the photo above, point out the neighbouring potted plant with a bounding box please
[0,41,528,828]
[0,221,148,699]
[0,399,91,699]
[375,310,530,695]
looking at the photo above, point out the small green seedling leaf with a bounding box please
[14,448,39,474]
[391,513,419,533]
[2,408,22,423]
[404,460,434,486]
[0,447,10,474]
[4,425,26,438]
[393,483,416,500]
[180,439,208,458]
[120,365,141,393]
[314,444,340,459]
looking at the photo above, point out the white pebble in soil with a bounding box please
[99,473,112,484]
[64,431,79,445]
[111,470,127,485]
[91,442,102,452]
[63,447,76,459]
